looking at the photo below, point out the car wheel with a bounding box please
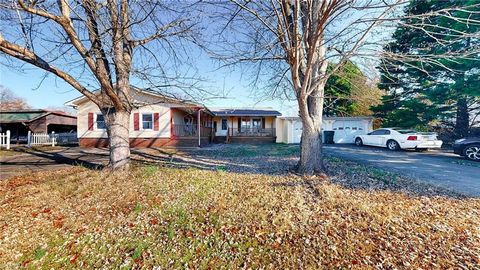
[464,144,480,162]
[387,140,400,151]
[355,137,363,146]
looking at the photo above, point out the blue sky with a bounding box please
[0,2,394,117]
[0,56,299,116]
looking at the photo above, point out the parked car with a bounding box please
[354,128,443,151]
[453,137,480,161]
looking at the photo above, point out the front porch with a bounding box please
[170,107,213,146]
[172,124,212,138]
[228,128,276,137]
[211,115,278,143]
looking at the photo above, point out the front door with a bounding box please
[252,118,262,135]
[216,118,228,136]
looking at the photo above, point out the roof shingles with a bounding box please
[0,111,48,123]
[210,109,282,117]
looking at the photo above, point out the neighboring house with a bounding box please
[276,116,374,144]
[66,88,214,148]
[210,108,282,143]
[0,110,77,143]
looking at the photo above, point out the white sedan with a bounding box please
[354,128,443,151]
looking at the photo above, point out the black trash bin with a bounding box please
[323,131,335,144]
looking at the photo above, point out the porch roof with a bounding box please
[211,108,281,117]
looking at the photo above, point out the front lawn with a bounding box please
[1,164,478,269]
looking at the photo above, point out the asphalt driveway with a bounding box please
[324,144,480,197]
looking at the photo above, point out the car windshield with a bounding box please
[396,130,417,134]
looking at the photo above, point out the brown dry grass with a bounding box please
[0,165,479,269]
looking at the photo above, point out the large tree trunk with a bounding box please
[455,97,469,138]
[297,120,324,175]
[104,109,131,170]
[296,84,326,175]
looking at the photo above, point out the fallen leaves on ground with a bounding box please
[0,164,478,269]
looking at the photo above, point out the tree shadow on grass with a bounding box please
[0,147,106,170]
[2,145,474,200]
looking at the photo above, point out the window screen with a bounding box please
[142,114,153,130]
[96,114,106,129]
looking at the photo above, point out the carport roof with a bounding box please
[210,108,282,117]
[0,110,76,123]
[0,110,48,123]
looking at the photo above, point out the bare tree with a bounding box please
[0,0,203,170]
[209,0,480,175]
[0,85,31,110]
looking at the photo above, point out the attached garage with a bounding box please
[276,116,374,144]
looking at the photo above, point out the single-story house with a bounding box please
[66,87,284,147]
[0,109,77,143]
[210,108,282,143]
[66,88,215,148]
[276,116,374,144]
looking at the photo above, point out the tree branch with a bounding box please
[0,33,98,104]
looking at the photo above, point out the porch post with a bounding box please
[197,108,201,147]
[6,130,10,150]
[27,130,31,148]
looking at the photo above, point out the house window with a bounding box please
[96,114,106,130]
[142,113,153,130]
[221,119,227,130]
[241,118,251,129]
[252,118,262,129]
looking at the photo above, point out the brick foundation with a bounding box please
[79,137,210,148]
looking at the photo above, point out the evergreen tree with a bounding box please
[373,0,480,137]
[324,61,383,117]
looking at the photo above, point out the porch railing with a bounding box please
[172,124,212,137]
[228,128,275,137]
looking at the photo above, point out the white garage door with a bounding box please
[292,120,302,143]
[332,120,365,143]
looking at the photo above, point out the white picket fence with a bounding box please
[54,132,78,145]
[28,131,56,147]
[0,130,10,150]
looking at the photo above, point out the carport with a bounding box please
[0,110,77,143]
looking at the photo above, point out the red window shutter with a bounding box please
[153,113,159,131]
[133,113,140,131]
[88,112,94,131]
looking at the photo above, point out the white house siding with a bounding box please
[275,118,285,143]
[77,100,172,139]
